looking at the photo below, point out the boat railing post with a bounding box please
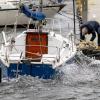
[14,22,17,36]
[59,19,61,35]
[52,19,54,32]
[27,18,32,29]
[3,25,7,33]
[58,47,60,62]
[2,31,7,45]
[69,31,74,52]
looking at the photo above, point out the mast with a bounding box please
[73,0,76,40]
[39,0,43,32]
[40,0,43,12]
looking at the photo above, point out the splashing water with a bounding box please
[0,52,100,100]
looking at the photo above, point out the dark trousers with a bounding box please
[98,34,100,46]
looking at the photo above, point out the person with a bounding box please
[80,21,100,46]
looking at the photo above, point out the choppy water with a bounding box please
[1,53,100,100]
[1,0,100,100]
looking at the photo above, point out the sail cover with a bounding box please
[20,4,46,21]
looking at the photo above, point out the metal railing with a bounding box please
[3,44,61,61]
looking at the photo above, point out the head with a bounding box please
[81,27,88,35]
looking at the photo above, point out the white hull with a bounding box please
[0,29,77,68]
[0,18,77,79]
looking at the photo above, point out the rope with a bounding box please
[77,41,97,51]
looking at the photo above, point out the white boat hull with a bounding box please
[0,18,76,79]
[0,30,76,79]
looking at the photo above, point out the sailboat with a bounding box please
[0,0,65,26]
[0,2,77,80]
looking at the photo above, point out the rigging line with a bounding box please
[61,10,79,16]
[38,24,43,59]
[61,11,72,14]
[57,12,79,22]
[38,0,43,58]
[14,0,22,36]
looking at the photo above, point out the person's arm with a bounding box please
[80,32,85,41]
[80,24,86,41]
[90,32,96,41]
[80,28,85,41]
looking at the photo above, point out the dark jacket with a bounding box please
[80,21,100,41]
